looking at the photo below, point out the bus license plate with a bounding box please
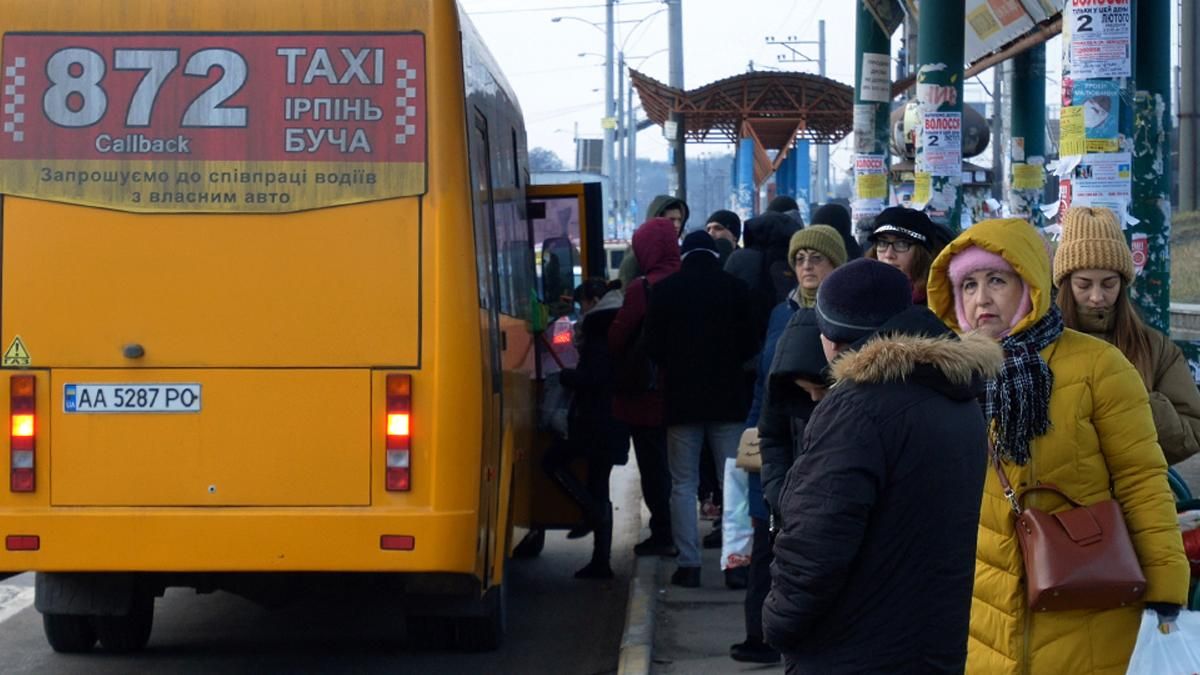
[64,384,201,413]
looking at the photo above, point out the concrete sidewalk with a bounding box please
[646,526,782,674]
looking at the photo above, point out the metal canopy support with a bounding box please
[1008,44,1046,226]
[915,0,965,229]
[735,135,756,217]
[853,0,893,239]
[1132,0,1172,331]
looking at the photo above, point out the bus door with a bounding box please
[519,183,604,533]
[468,110,504,583]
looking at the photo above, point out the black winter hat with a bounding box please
[767,195,800,214]
[815,259,913,344]
[868,207,944,251]
[680,230,720,261]
[705,209,742,241]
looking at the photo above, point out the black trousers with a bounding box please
[744,516,773,641]
[630,424,672,541]
[542,438,613,508]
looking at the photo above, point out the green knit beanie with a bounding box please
[788,225,847,268]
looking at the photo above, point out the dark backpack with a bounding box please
[612,277,657,394]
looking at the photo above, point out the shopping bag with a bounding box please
[721,458,753,571]
[538,371,571,439]
[1126,609,1200,674]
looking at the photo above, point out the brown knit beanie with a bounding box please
[1052,206,1134,286]
[788,225,848,268]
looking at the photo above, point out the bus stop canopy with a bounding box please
[629,69,854,186]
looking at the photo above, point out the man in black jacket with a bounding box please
[645,231,758,588]
[762,259,1002,673]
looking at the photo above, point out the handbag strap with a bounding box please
[991,453,1086,515]
[991,453,1023,516]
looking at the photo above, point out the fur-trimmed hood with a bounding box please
[830,331,1003,391]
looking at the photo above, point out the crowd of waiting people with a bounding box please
[544,194,1200,673]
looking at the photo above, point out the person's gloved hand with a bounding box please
[1146,602,1181,633]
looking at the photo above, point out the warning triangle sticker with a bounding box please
[3,336,31,367]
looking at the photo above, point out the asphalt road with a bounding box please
[0,466,641,675]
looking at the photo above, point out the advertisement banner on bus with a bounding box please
[0,33,427,212]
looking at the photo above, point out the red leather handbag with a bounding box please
[993,455,1146,612]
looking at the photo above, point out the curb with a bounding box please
[618,549,663,675]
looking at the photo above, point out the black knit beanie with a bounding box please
[767,195,800,214]
[815,259,913,344]
[680,230,720,261]
[705,209,742,241]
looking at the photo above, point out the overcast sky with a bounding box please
[458,1,1182,180]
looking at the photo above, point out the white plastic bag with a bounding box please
[721,458,753,571]
[1126,609,1200,674]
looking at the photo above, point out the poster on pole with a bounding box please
[916,112,962,176]
[854,154,888,200]
[859,53,891,103]
[1071,79,1120,153]
[1066,0,1132,80]
[1069,152,1132,223]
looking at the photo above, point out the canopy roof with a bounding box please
[630,69,854,186]
[630,69,854,148]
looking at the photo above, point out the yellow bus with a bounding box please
[0,0,601,652]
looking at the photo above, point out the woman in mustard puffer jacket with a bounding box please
[926,218,1190,675]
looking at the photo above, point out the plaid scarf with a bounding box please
[985,305,1063,465]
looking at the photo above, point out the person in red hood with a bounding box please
[609,217,681,557]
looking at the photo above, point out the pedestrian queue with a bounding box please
[542,278,630,579]
[1053,206,1200,466]
[926,217,1191,674]
[729,223,848,665]
[763,258,1001,673]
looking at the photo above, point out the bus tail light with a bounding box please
[385,375,411,492]
[10,375,35,493]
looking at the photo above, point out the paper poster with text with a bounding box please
[1071,79,1119,153]
[917,112,962,177]
[1067,0,1131,80]
[0,33,427,212]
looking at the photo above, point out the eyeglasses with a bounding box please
[873,239,913,253]
[793,252,827,267]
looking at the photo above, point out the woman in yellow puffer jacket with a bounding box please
[926,218,1189,675]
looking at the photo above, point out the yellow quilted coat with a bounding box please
[927,219,1189,675]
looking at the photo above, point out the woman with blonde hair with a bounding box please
[927,217,1189,674]
[1054,206,1200,465]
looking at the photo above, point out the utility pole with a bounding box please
[616,51,625,233]
[852,0,891,240]
[1132,0,1173,331]
[1008,44,1047,226]
[626,68,636,235]
[667,0,686,203]
[816,20,828,202]
[766,21,827,203]
[1181,0,1198,212]
[991,66,1004,201]
[604,0,616,236]
[915,0,965,230]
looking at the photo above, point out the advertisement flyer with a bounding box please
[917,112,962,176]
[1072,79,1119,152]
[1012,163,1046,190]
[0,32,428,213]
[1067,0,1132,79]
[858,52,891,103]
[854,154,888,200]
[1069,152,1132,221]
[1060,105,1086,157]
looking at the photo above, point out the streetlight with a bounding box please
[552,7,667,236]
